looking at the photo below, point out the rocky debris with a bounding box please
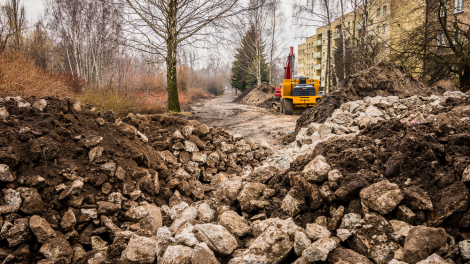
[194,224,238,255]
[2,88,470,264]
[121,234,157,263]
[295,62,446,132]
[218,210,251,237]
[403,226,448,263]
[29,215,56,243]
[360,180,404,215]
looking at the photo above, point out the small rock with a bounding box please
[29,215,56,243]
[91,236,108,251]
[3,188,21,212]
[89,146,104,162]
[60,209,76,231]
[328,247,374,264]
[302,155,331,182]
[18,187,44,215]
[32,99,47,111]
[100,162,116,176]
[302,237,341,262]
[403,226,448,264]
[39,236,73,263]
[0,164,15,182]
[59,180,84,200]
[0,107,9,121]
[305,223,331,240]
[397,205,416,224]
[121,234,157,263]
[175,223,199,247]
[281,187,306,217]
[218,210,251,237]
[416,253,448,264]
[336,229,352,241]
[360,180,404,215]
[197,203,215,223]
[192,243,220,264]
[402,186,433,211]
[194,224,238,255]
[328,169,343,182]
[294,231,312,256]
[6,218,30,247]
[459,240,470,260]
[161,245,193,264]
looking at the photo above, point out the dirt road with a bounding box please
[191,92,299,147]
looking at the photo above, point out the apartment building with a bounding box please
[297,0,394,90]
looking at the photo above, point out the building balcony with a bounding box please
[314,52,322,59]
[315,40,322,46]
[333,32,340,39]
[314,64,321,70]
[357,22,363,30]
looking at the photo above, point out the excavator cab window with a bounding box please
[298,77,307,84]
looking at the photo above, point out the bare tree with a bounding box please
[119,0,241,112]
[46,0,123,85]
[0,0,26,52]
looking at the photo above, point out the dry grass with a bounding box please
[80,88,212,117]
[0,53,213,116]
[0,53,73,97]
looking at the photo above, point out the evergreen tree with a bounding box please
[231,26,269,92]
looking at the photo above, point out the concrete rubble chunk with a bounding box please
[281,187,306,217]
[120,234,157,264]
[232,218,302,263]
[218,210,251,237]
[459,240,470,261]
[194,223,238,255]
[416,253,448,264]
[29,215,56,243]
[0,164,15,182]
[294,231,312,256]
[124,203,162,234]
[161,245,193,264]
[175,222,199,247]
[360,180,404,215]
[403,226,448,264]
[305,223,331,241]
[39,236,73,263]
[302,236,341,262]
[0,107,9,121]
[402,186,433,211]
[191,243,220,264]
[197,203,215,223]
[32,99,47,111]
[6,218,30,247]
[3,188,21,212]
[302,155,331,182]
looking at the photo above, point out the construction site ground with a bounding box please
[191,92,298,150]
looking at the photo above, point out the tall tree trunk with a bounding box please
[166,0,180,112]
[460,66,470,92]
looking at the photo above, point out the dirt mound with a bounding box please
[295,62,447,132]
[234,83,276,108]
[0,96,271,263]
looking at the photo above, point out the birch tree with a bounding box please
[119,0,241,112]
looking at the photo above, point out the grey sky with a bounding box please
[0,0,45,22]
[0,0,318,65]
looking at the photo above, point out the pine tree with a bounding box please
[231,26,269,92]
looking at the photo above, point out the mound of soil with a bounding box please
[295,62,447,132]
[234,83,276,108]
[0,96,272,263]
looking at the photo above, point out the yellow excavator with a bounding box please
[278,47,322,115]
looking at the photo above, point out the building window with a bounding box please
[437,32,446,46]
[383,6,387,15]
[378,26,382,34]
[383,24,387,33]
[455,0,464,12]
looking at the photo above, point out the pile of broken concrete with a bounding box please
[2,88,470,264]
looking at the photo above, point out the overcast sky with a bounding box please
[0,0,317,65]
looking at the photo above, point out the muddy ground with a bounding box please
[191,92,298,151]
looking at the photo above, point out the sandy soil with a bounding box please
[191,92,298,148]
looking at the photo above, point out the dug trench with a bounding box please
[1,71,470,264]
